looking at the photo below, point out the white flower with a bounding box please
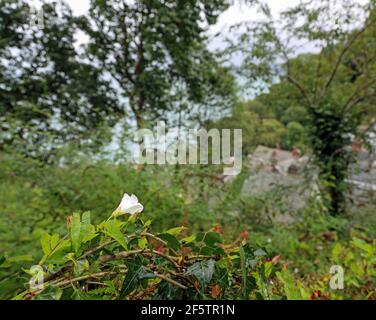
[117,193,144,215]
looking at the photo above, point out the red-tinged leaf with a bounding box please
[210,284,222,299]
[213,225,223,234]
[272,255,280,265]
[240,230,249,239]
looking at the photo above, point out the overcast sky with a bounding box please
[63,0,301,23]
[51,0,302,55]
[32,0,368,44]
[62,0,301,32]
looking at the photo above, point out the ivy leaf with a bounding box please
[254,248,267,257]
[143,219,152,229]
[34,286,63,300]
[205,232,223,247]
[158,233,181,251]
[120,257,147,298]
[73,259,90,277]
[155,281,183,300]
[186,259,216,286]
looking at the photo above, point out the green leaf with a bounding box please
[264,261,273,278]
[82,225,97,243]
[40,233,60,256]
[158,233,181,251]
[120,257,146,298]
[240,246,247,299]
[351,238,374,256]
[276,270,303,300]
[73,259,90,277]
[138,238,148,249]
[0,254,6,266]
[165,226,186,236]
[71,212,82,252]
[203,232,222,247]
[103,219,127,250]
[80,212,91,241]
[45,240,71,264]
[254,248,267,257]
[34,286,63,300]
[71,212,93,253]
[332,242,342,262]
[180,234,196,245]
[143,219,152,229]
[186,259,216,286]
[7,255,33,263]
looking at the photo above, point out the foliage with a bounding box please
[1,0,375,302]
[4,209,288,300]
[207,101,290,154]
[0,0,118,159]
[0,0,236,159]
[284,121,307,150]
[76,0,235,128]
[1,151,375,300]
[229,0,376,214]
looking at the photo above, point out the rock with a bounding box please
[242,141,376,213]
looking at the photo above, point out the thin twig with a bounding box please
[81,240,116,259]
[99,249,181,270]
[153,272,187,290]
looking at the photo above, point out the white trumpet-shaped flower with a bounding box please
[116,193,144,215]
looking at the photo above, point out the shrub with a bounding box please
[8,203,286,300]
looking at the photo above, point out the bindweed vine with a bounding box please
[12,193,286,300]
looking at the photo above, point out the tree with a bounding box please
[258,118,286,148]
[230,0,376,214]
[77,0,235,129]
[207,100,287,154]
[284,121,306,150]
[0,0,119,160]
[281,106,308,126]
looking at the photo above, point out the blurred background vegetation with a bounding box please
[0,0,375,299]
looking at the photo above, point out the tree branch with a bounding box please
[322,19,376,99]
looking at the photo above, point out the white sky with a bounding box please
[63,0,301,31]
[63,0,301,22]
[58,0,302,51]
[31,0,368,46]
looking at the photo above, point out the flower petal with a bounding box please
[130,194,139,205]
[127,203,144,215]
[118,193,131,212]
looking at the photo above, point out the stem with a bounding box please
[99,249,181,270]
[153,272,187,290]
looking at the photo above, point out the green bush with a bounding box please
[1,151,375,300]
[7,209,286,300]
